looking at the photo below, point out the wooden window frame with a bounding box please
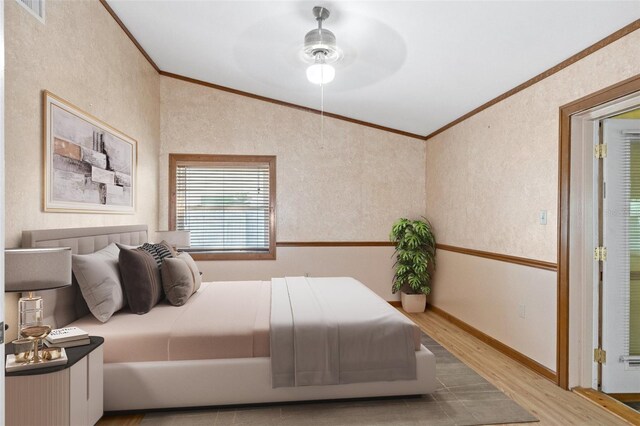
[169,154,276,261]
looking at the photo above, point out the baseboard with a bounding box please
[427,305,558,383]
[573,387,640,425]
[388,301,402,307]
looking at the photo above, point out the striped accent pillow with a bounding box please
[140,241,175,268]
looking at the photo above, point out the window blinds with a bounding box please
[628,132,640,356]
[175,162,271,252]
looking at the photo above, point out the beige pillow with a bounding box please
[161,257,194,306]
[161,253,202,306]
[178,252,202,293]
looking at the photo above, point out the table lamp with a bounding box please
[5,247,72,355]
[156,230,191,250]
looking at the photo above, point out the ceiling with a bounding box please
[107,1,640,136]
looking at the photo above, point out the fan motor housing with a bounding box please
[302,6,341,64]
[304,29,338,60]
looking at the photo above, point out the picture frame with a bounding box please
[43,91,137,213]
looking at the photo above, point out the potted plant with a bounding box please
[390,218,436,313]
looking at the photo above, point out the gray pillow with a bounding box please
[72,243,126,322]
[161,257,195,306]
[161,252,202,306]
[178,252,202,293]
[117,244,164,314]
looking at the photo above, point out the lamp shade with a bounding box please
[156,231,191,248]
[5,248,72,292]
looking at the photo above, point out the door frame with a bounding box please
[558,74,640,389]
[598,117,640,393]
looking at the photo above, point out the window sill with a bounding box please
[181,250,276,261]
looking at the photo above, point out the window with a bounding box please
[15,0,45,23]
[169,154,276,260]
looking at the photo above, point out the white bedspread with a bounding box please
[270,277,418,388]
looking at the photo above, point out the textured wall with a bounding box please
[426,29,640,262]
[5,0,160,341]
[426,28,640,370]
[5,0,160,248]
[197,246,398,301]
[159,76,426,241]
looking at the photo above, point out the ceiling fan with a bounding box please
[301,6,342,85]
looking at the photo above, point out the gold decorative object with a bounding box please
[12,338,33,363]
[40,347,62,361]
[20,325,52,364]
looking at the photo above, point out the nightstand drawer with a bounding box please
[6,370,70,425]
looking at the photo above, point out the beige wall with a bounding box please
[159,76,425,300]
[159,76,426,241]
[426,29,640,262]
[197,246,398,301]
[5,0,160,249]
[427,29,640,371]
[5,0,160,340]
[431,250,557,369]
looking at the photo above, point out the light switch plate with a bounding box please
[518,304,526,319]
[539,210,547,225]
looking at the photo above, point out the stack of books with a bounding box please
[45,327,90,348]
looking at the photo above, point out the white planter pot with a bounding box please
[401,292,427,313]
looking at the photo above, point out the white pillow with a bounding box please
[72,243,126,322]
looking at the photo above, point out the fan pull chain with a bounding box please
[320,78,324,148]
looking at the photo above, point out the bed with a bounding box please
[23,225,436,411]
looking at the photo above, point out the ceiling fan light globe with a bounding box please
[306,63,335,85]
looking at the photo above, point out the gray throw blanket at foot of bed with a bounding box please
[270,277,418,388]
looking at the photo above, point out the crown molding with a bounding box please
[424,19,640,140]
[158,72,425,140]
[99,0,160,72]
[100,1,639,143]
[99,0,423,140]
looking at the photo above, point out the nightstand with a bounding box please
[5,336,104,426]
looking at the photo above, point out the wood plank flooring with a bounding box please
[405,310,629,426]
[98,309,628,425]
[573,387,640,425]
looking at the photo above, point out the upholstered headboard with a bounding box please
[21,225,148,328]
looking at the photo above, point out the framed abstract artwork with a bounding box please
[43,91,137,213]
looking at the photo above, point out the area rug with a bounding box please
[623,401,640,412]
[140,332,539,426]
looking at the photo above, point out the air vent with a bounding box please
[15,0,45,23]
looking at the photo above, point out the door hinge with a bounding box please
[594,247,607,261]
[594,348,607,364]
[594,144,607,159]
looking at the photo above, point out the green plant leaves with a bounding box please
[390,217,436,295]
